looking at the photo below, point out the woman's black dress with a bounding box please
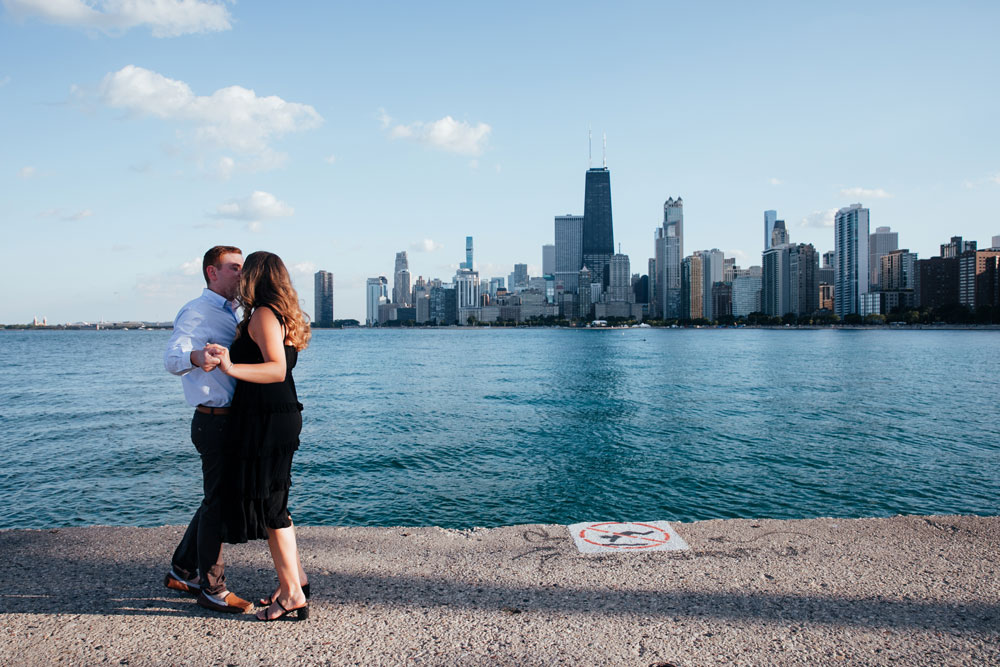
[220,307,303,544]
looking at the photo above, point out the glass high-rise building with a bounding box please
[461,236,474,270]
[582,167,614,288]
[554,214,583,292]
[393,251,410,306]
[656,197,684,319]
[313,270,334,325]
[542,244,555,276]
[764,210,778,251]
[366,276,388,326]
[834,204,870,317]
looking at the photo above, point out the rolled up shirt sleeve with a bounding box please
[164,307,207,376]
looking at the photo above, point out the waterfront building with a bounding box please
[429,285,457,325]
[489,277,505,296]
[762,245,791,317]
[834,204,870,317]
[554,214,583,293]
[542,244,555,276]
[454,269,481,310]
[960,248,1000,309]
[681,254,704,320]
[869,226,899,290]
[415,293,430,323]
[764,210,777,251]
[608,252,631,302]
[461,236,474,271]
[978,255,1000,307]
[732,266,762,317]
[700,249,724,321]
[314,270,334,325]
[632,273,649,304]
[655,197,684,319]
[789,243,819,316]
[578,266,593,316]
[993,235,1000,249]
[393,251,410,306]
[582,164,614,289]
[914,256,959,309]
[880,250,917,291]
[366,276,388,326]
[711,282,732,320]
[647,257,658,317]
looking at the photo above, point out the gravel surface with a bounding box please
[1,515,997,666]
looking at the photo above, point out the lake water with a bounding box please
[1,328,997,529]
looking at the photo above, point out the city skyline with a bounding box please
[2,2,999,324]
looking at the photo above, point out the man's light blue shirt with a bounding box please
[164,288,240,408]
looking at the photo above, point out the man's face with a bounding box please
[207,252,243,300]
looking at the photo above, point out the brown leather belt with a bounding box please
[196,405,230,415]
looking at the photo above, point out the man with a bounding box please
[163,245,252,614]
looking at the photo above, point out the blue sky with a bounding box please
[2,1,998,323]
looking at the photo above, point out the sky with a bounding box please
[1,1,998,324]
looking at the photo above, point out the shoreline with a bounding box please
[4,323,1000,331]
[2,514,996,665]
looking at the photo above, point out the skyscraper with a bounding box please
[509,263,528,292]
[542,244,555,276]
[700,249,724,321]
[314,270,334,325]
[366,276,388,326]
[789,244,819,316]
[770,220,789,247]
[834,204,870,317]
[656,197,684,319]
[764,210,778,251]
[582,166,614,288]
[869,226,899,290]
[554,214,583,292]
[393,251,410,306]
[608,253,631,302]
[762,244,791,317]
[461,236,474,270]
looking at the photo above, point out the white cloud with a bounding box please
[383,112,491,156]
[96,65,323,170]
[410,238,443,253]
[291,261,316,276]
[213,191,293,227]
[325,154,336,164]
[179,257,201,276]
[18,166,35,178]
[800,209,837,229]
[377,107,392,129]
[216,156,235,179]
[63,209,93,221]
[768,177,782,186]
[840,186,892,199]
[2,0,231,37]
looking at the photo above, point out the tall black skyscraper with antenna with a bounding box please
[582,131,614,288]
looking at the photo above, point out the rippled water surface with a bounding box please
[1,328,998,529]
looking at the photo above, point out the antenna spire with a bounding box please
[602,132,607,168]
[588,125,592,168]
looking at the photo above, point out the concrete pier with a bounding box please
[1,515,997,665]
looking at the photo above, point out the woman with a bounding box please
[206,251,311,621]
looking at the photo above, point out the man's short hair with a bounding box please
[203,245,242,285]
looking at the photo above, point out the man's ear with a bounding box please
[205,264,218,283]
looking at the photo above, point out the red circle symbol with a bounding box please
[578,522,672,549]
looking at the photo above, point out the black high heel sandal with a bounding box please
[259,583,310,607]
[257,599,309,621]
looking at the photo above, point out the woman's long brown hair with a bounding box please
[236,251,311,351]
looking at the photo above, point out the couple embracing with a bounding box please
[162,246,311,621]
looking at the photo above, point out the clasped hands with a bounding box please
[191,343,233,374]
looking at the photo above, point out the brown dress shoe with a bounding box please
[197,590,253,614]
[164,571,200,596]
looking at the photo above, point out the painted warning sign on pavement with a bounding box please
[567,521,689,553]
